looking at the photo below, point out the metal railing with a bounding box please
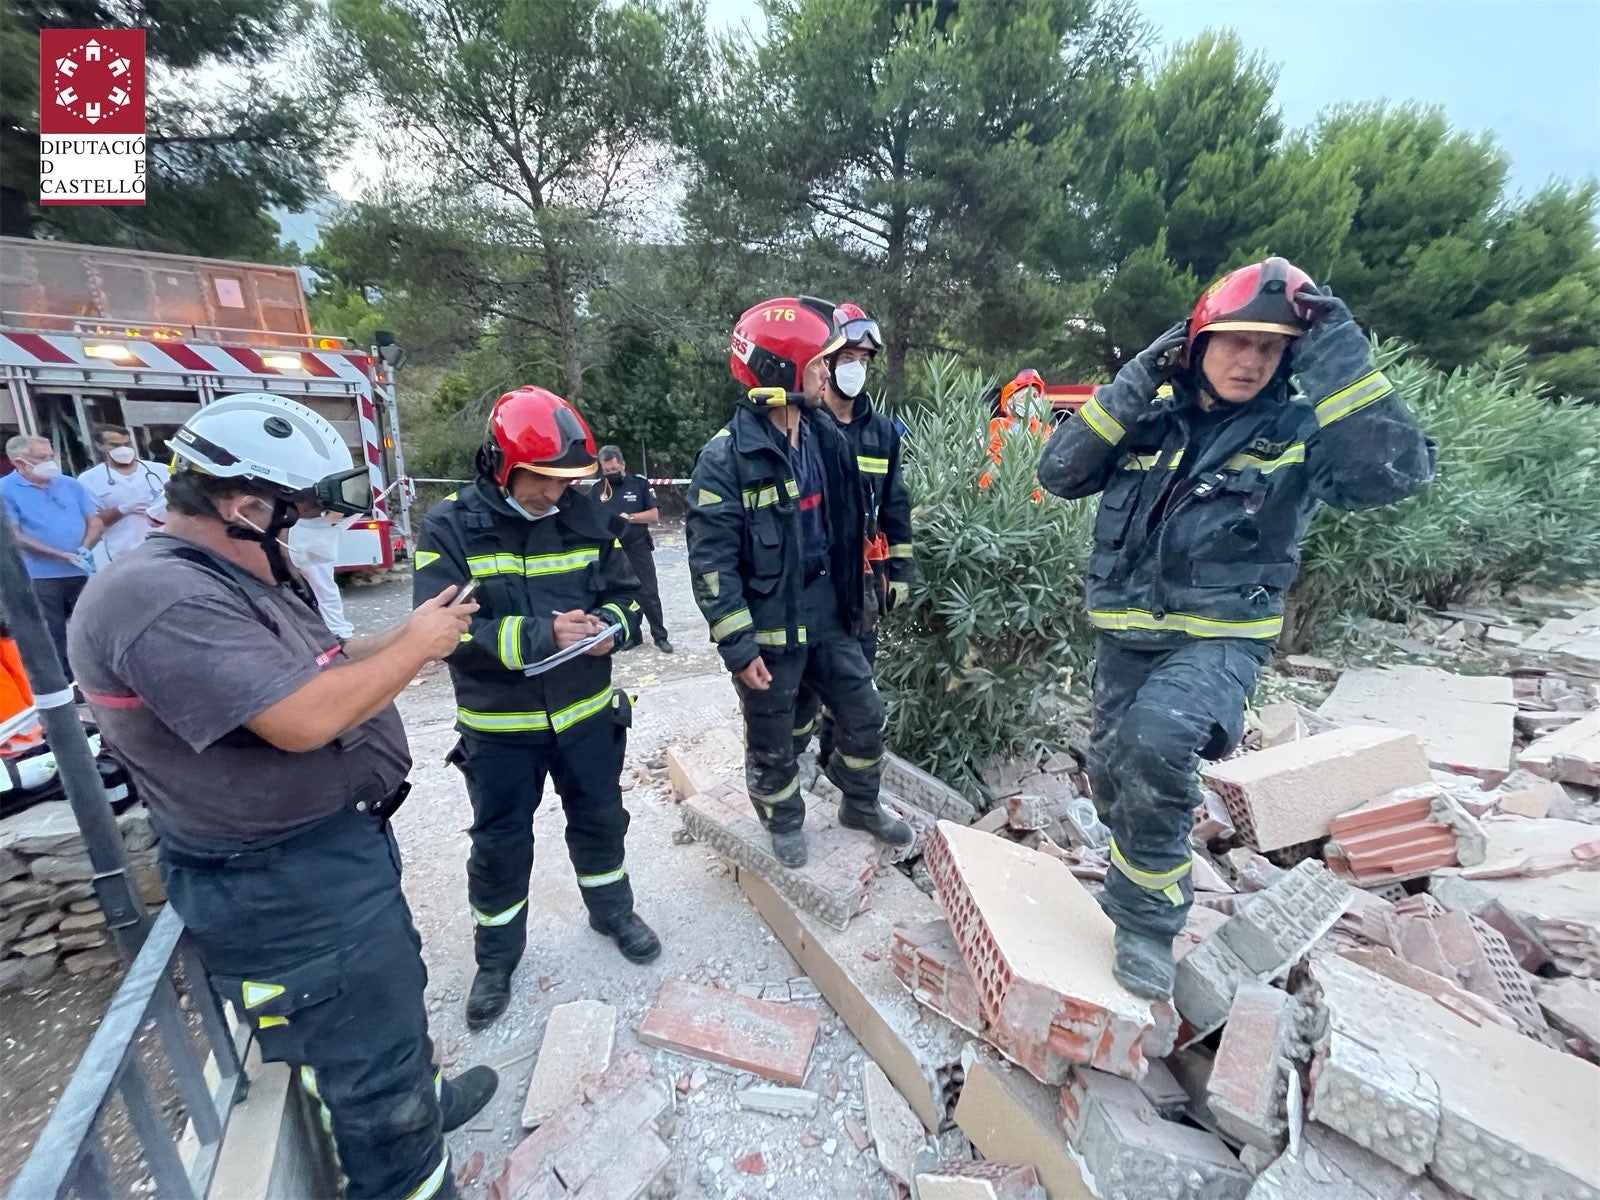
[7,907,249,1200]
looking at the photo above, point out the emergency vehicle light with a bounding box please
[263,353,305,372]
[85,342,136,362]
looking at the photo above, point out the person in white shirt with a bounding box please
[77,425,169,562]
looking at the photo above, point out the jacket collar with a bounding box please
[468,477,616,539]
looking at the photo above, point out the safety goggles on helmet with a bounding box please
[171,426,372,516]
[813,299,883,358]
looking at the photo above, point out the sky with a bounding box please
[278,0,1599,245]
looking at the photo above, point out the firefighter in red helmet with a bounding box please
[685,298,914,868]
[413,386,656,1032]
[1039,259,1434,1001]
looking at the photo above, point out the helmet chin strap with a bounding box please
[224,495,317,607]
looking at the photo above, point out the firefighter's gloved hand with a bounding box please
[1098,320,1190,424]
[1293,283,1373,387]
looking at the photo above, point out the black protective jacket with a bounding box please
[685,403,866,673]
[413,480,641,740]
[1038,366,1434,643]
[826,392,914,603]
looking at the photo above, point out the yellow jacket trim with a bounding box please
[456,682,615,736]
[413,550,440,569]
[1315,370,1393,428]
[1087,608,1283,639]
[839,752,881,771]
[888,543,914,559]
[755,627,806,647]
[471,898,528,927]
[577,866,628,888]
[1109,837,1191,899]
[857,455,889,475]
[694,488,723,506]
[241,981,284,1009]
[402,1151,450,1200]
[1079,395,1125,445]
[711,608,753,640]
[497,615,524,669]
[467,548,600,579]
[751,773,800,808]
[1224,443,1306,475]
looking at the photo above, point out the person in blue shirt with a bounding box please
[2,435,104,671]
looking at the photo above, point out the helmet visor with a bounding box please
[313,466,375,515]
[836,317,882,352]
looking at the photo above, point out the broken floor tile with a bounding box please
[638,978,819,1086]
[522,999,617,1129]
[863,1060,926,1187]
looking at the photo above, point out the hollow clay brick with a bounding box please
[638,978,819,1085]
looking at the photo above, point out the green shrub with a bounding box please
[876,357,1096,795]
[1291,345,1600,647]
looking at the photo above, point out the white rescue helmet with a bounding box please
[170,393,371,514]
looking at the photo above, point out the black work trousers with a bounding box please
[1089,635,1270,940]
[802,630,877,768]
[157,807,454,1200]
[621,533,668,642]
[32,574,87,676]
[450,704,633,972]
[736,575,884,835]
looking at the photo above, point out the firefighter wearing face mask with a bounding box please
[412,386,656,1033]
[68,393,497,1200]
[685,297,914,869]
[1038,259,1435,1001]
[792,299,913,769]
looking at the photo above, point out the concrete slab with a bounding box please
[522,1000,617,1128]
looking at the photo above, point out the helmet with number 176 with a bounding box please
[729,297,833,398]
[480,386,597,487]
[1186,256,1316,358]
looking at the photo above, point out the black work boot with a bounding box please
[654,636,674,654]
[465,966,513,1032]
[589,911,662,964]
[770,828,809,868]
[839,802,915,851]
[1111,926,1176,1001]
[439,1065,499,1132]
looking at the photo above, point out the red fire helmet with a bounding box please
[482,386,596,486]
[1187,257,1316,355]
[729,297,834,393]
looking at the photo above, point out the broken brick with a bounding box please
[680,780,879,930]
[1005,793,1050,832]
[1173,859,1351,1038]
[924,821,1177,1084]
[522,999,616,1128]
[954,1049,1097,1200]
[638,978,819,1086]
[1306,953,1600,1195]
[1206,982,1303,1153]
[1386,899,1549,1041]
[1537,976,1600,1058]
[1244,1124,1420,1200]
[882,750,981,825]
[734,1152,765,1175]
[1201,727,1432,852]
[1519,710,1600,787]
[1283,654,1339,682]
[890,919,989,1036]
[1494,770,1568,819]
[1325,785,1487,886]
[915,1160,1044,1200]
[863,1060,926,1186]
[1060,1066,1251,1200]
[666,725,745,799]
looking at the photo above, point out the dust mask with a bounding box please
[109,446,138,465]
[29,461,62,481]
[287,513,361,567]
[833,361,868,398]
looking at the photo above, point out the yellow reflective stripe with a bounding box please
[578,866,627,888]
[472,898,528,927]
[1315,370,1393,427]
[459,632,472,643]
[1167,448,1185,468]
[433,1070,442,1099]
[754,629,788,647]
[466,548,600,578]
[241,981,284,1009]
[712,609,753,640]
[602,602,630,634]
[402,1151,450,1200]
[300,1066,321,1100]
[551,684,615,733]
[857,455,889,474]
[1079,396,1125,445]
[839,752,881,771]
[785,479,799,497]
[694,488,724,506]
[1109,838,1191,901]
[1087,608,1283,639]
[1224,443,1307,475]
[742,485,781,509]
[888,544,913,559]
[498,615,524,669]
[714,427,732,438]
[413,550,440,569]
[751,774,800,808]
[793,718,816,736]
[701,572,720,598]
[258,1015,289,1029]
[458,707,551,732]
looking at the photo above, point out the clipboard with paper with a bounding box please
[521,623,624,677]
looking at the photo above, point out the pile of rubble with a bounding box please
[478,598,1599,1199]
[0,802,163,991]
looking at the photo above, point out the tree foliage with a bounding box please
[0,0,325,256]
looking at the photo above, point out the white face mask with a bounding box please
[506,497,558,522]
[287,514,360,567]
[108,446,138,465]
[28,460,62,481]
[833,360,868,398]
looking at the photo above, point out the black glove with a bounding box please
[1096,320,1190,425]
[1292,283,1374,387]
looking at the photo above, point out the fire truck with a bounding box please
[0,236,411,569]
